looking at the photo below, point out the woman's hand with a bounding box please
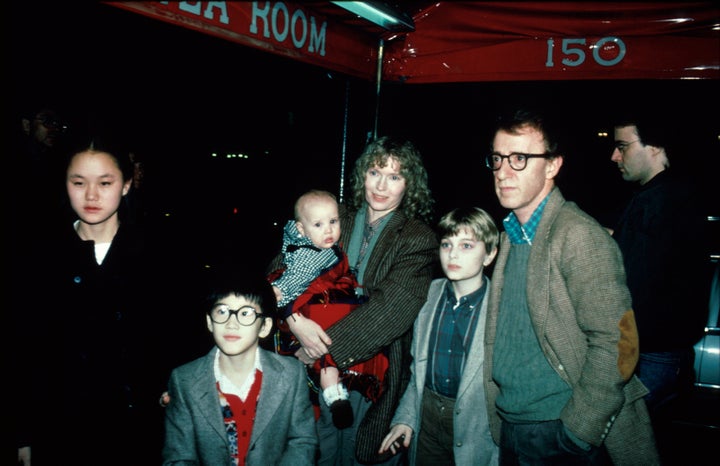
[379,424,412,455]
[286,312,332,359]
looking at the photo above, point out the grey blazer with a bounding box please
[391,278,499,465]
[162,347,318,465]
[483,187,660,466]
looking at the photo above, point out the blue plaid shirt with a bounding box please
[503,193,550,245]
[426,278,488,398]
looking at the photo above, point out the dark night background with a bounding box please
[7,1,719,270]
[5,3,719,462]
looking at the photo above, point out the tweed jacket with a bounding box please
[483,187,660,466]
[330,206,438,462]
[162,347,318,466]
[391,278,499,466]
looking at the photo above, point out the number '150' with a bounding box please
[546,37,626,67]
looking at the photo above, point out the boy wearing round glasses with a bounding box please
[162,271,318,465]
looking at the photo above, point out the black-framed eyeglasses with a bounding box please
[208,305,264,325]
[485,152,552,171]
[613,140,639,154]
[35,116,68,133]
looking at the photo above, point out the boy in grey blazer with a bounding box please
[380,207,500,466]
[162,271,318,465]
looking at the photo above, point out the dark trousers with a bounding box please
[416,389,456,466]
[499,419,611,466]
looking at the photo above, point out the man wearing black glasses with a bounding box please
[21,106,68,151]
[13,102,74,226]
[610,111,710,463]
[482,108,660,465]
[11,102,73,466]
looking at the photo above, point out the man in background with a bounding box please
[609,111,711,460]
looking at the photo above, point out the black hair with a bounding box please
[68,135,134,182]
[436,206,499,253]
[612,109,677,157]
[493,107,561,156]
[202,269,278,323]
[18,98,64,121]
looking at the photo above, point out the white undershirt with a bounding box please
[73,220,111,264]
[213,347,263,401]
[93,242,111,264]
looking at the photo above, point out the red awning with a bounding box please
[383,2,720,82]
[107,1,380,80]
[106,1,719,82]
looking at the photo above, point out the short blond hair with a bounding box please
[294,189,337,221]
[437,207,499,254]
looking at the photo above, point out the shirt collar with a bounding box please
[503,193,550,245]
[214,347,263,397]
[443,277,488,310]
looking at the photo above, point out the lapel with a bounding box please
[250,350,289,441]
[526,188,564,336]
[414,279,445,391]
[189,348,227,439]
[363,210,407,285]
[457,278,490,399]
[487,234,509,346]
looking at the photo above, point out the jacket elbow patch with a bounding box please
[617,310,639,381]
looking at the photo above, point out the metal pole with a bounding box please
[373,38,384,140]
[339,79,350,203]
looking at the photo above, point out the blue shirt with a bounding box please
[503,194,549,245]
[426,278,488,398]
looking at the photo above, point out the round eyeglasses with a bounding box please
[209,305,264,325]
[485,152,552,171]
